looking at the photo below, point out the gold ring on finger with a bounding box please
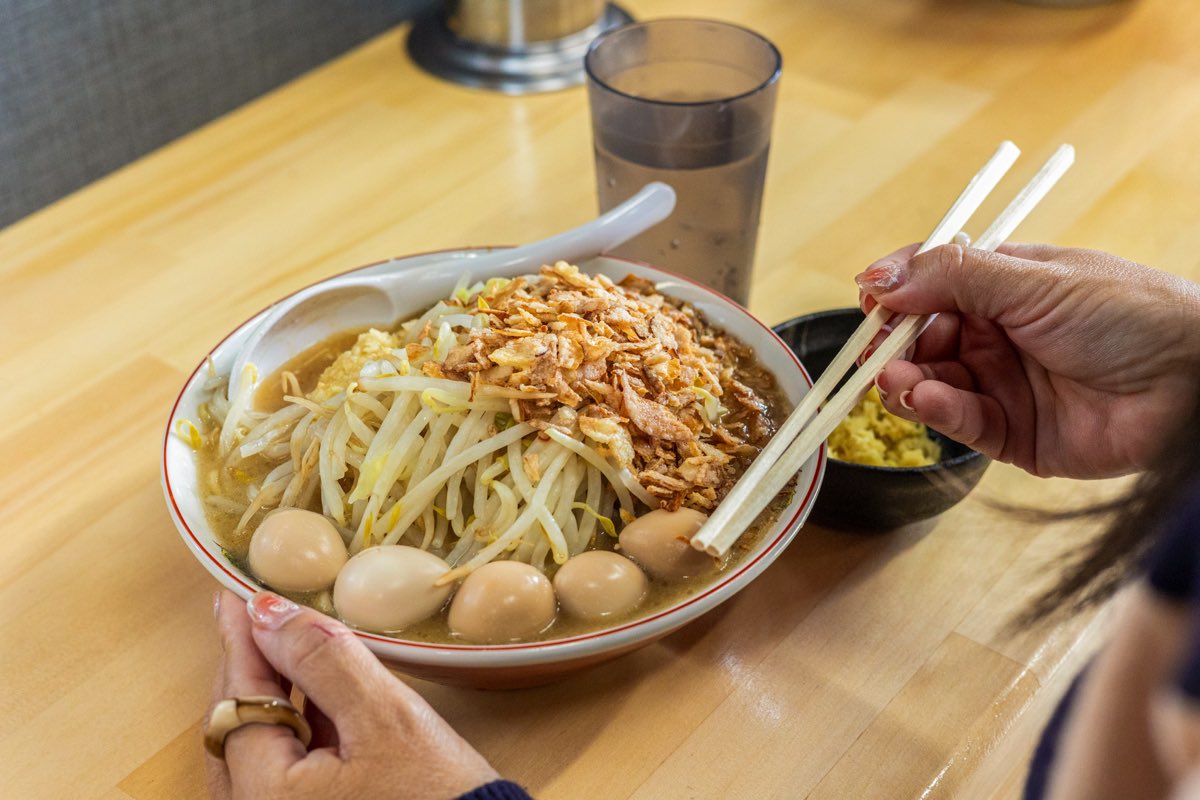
[203,695,312,759]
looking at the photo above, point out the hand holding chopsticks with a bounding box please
[690,142,1076,557]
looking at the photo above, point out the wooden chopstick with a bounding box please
[690,143,1074,558]
[974,144,1074,251]
[688,141,1019,557]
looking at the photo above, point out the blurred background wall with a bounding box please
[0,0,434,227]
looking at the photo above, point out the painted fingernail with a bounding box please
[854,261,906,292]
[899,390,914,411]
[874,375,889,399]
[247,592,301,630]
[212,591,222,621]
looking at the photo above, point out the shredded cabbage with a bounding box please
[483,276,510,294]
[451,274,471,305]
[437,314,476,330]
[690,386,726,423]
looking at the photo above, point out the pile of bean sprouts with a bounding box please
[189,276,661,581]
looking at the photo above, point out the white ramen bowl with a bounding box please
[161,249,825,688]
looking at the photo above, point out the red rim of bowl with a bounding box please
[162,248,824,653]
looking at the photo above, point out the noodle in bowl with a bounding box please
[162,249,824,687]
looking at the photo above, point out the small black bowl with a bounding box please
[773,308,990,531]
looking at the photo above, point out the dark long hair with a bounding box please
[1018,392,1200,625]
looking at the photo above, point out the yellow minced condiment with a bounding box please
[827,387,941,467]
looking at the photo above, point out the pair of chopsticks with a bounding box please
[690,140,1076,557]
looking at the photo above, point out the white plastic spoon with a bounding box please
[228,182,676,403]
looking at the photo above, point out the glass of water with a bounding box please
[585,19,781,306]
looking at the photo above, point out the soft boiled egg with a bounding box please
[248,508,348,593]
[617,508,717,580]
[553,551,648,620]
[333,545,454,633]
[448,561,556,643]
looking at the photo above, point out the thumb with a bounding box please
[246,592,394,738]
[855,243,1066,324]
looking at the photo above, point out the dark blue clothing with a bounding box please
[457,780,533,800]
[1024,486,1200,798]
[1023,667,1090,800]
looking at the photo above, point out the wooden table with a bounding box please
[3,1,1198,797]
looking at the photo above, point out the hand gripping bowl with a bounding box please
[162,250,825,688]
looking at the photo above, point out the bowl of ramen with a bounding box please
[162,250,824,688]
[773,308,989,531]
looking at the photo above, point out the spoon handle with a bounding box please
[480,181,676,270]
[373,181,676,286]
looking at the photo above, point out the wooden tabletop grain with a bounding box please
[4,1,1198,797]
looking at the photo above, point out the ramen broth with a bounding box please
[201,322,792,644]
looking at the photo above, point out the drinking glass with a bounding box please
[585,19,781,305]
